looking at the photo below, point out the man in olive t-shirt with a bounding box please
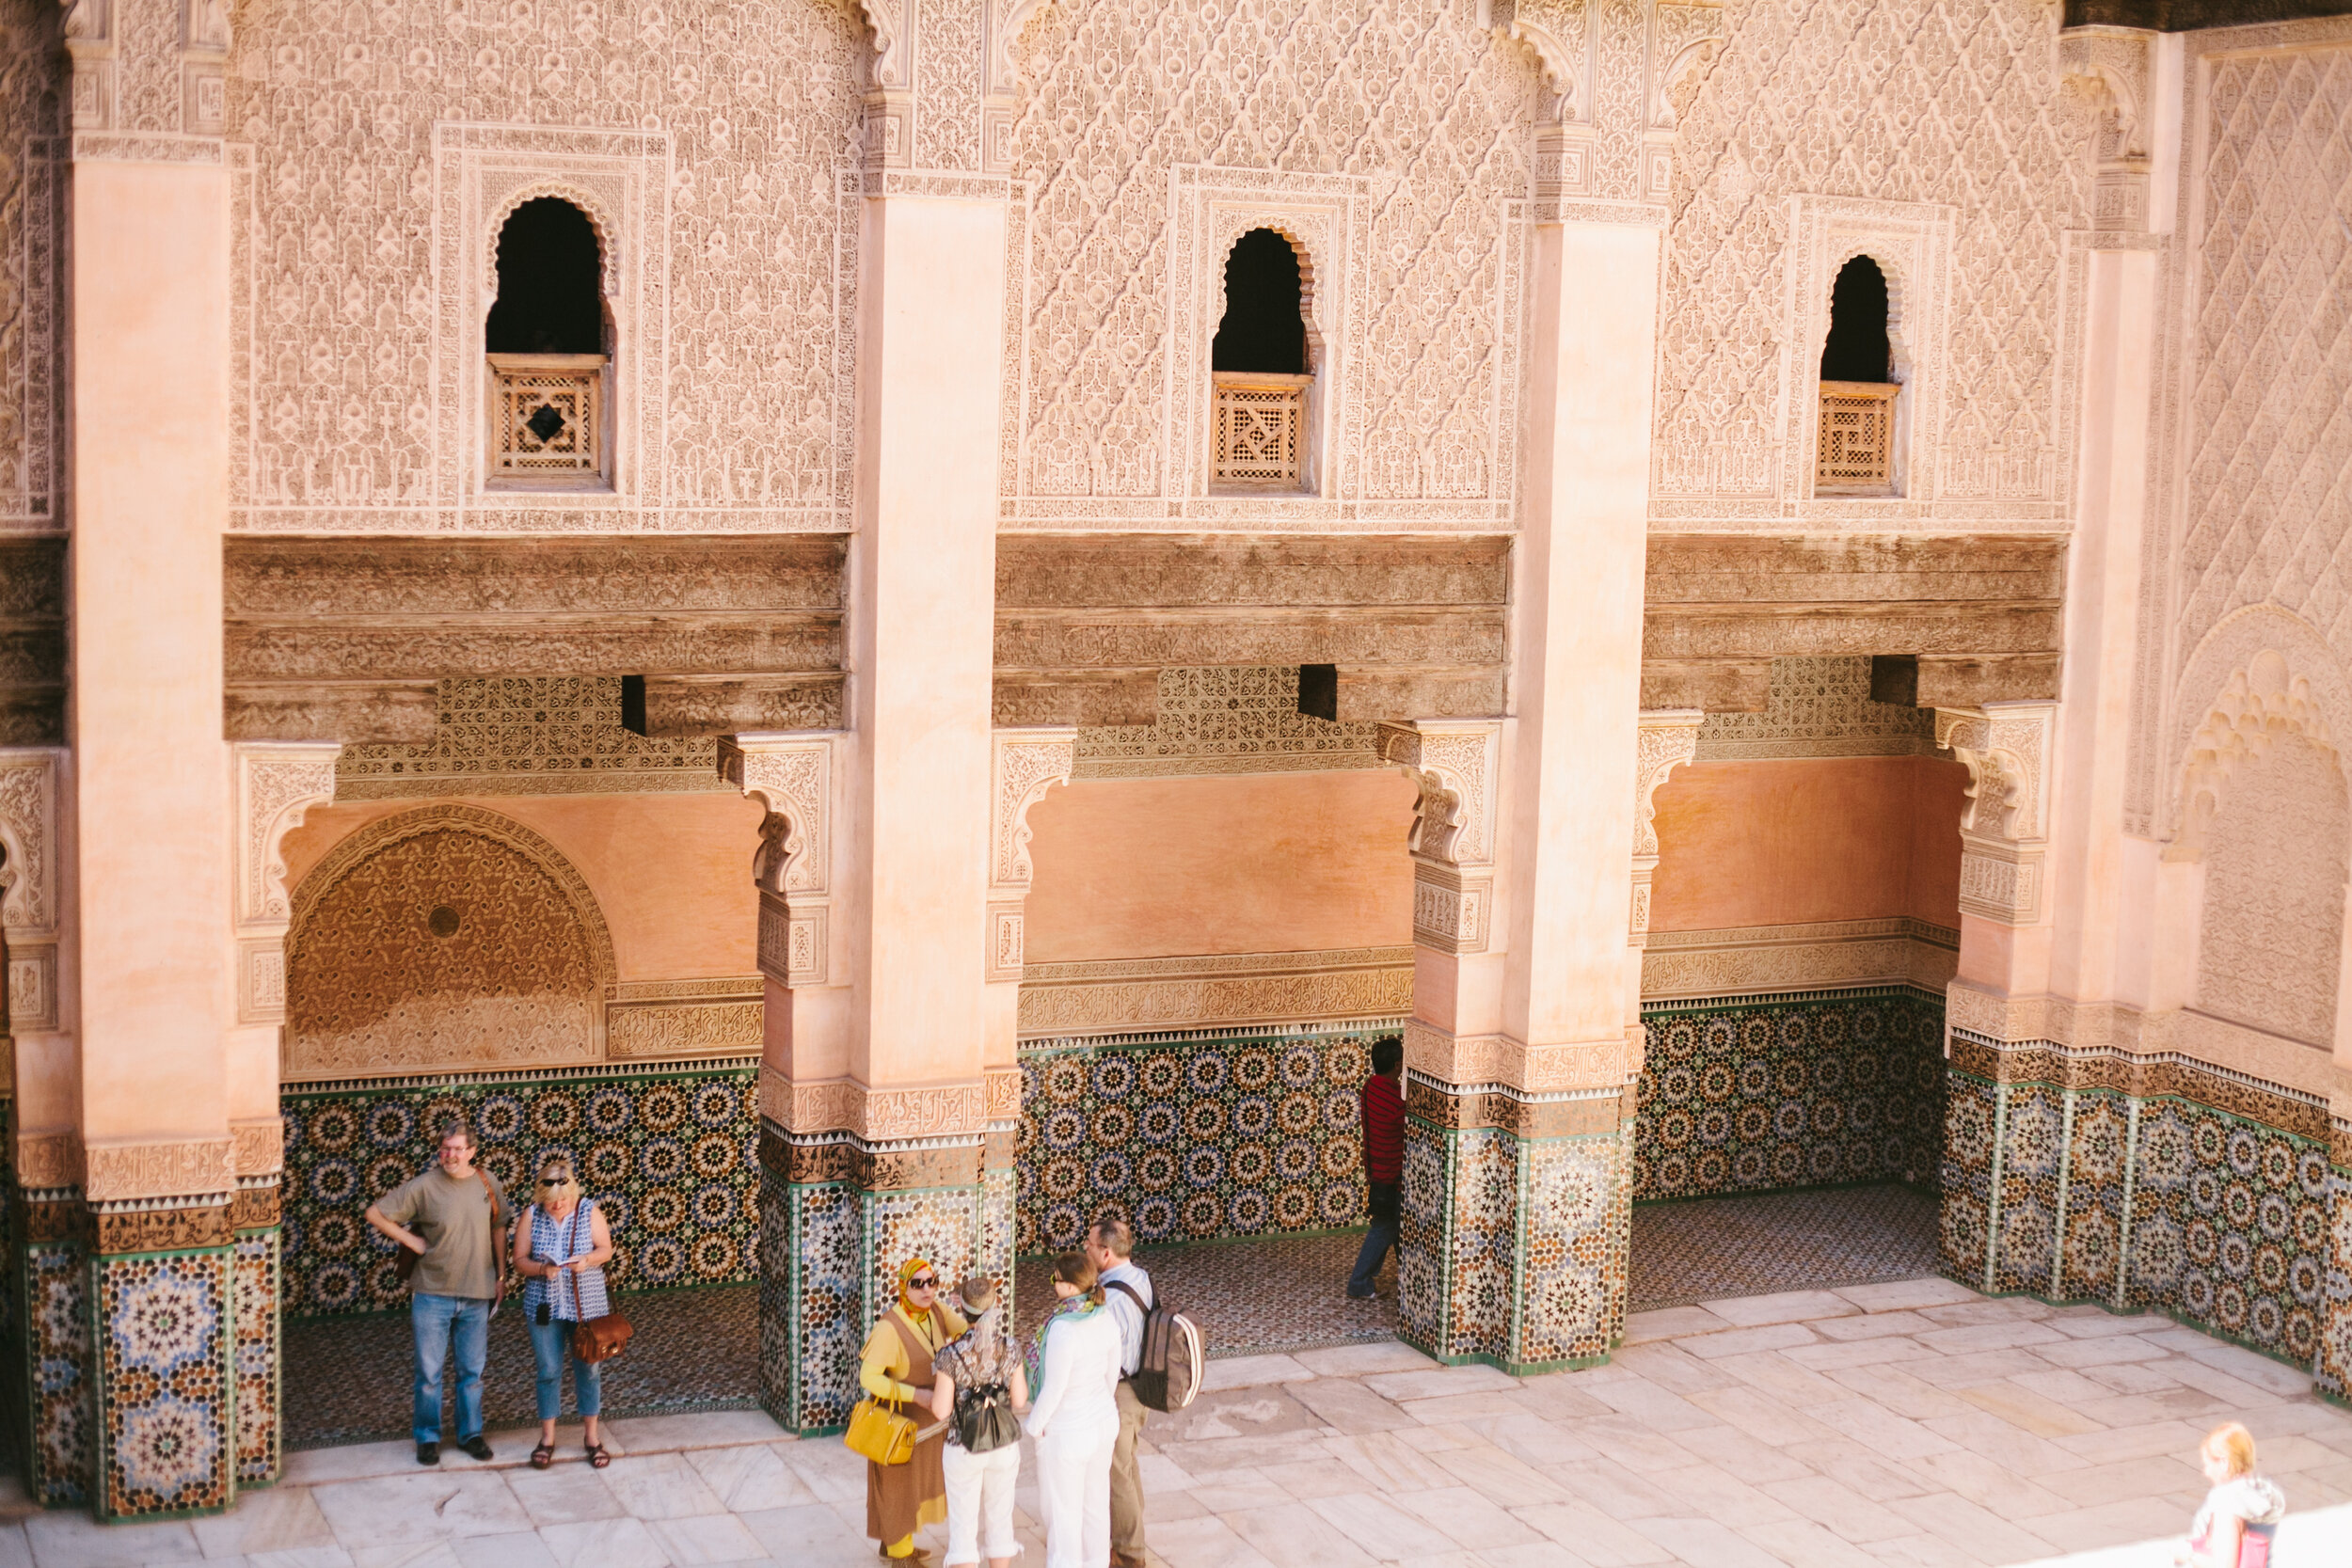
[366,1119,509,1465]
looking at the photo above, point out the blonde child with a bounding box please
[2178,1422,2284,1568]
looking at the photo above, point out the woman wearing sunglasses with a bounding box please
[861,1257,969,1563]
[511,1156,615,1470]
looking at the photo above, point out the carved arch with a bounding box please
[2167,606,2352,855]
[1208,220,1326,376]
[288,804,618,988]
[1482,0,1584,119]
[481,182,622,303]
[1651,39,1718,130]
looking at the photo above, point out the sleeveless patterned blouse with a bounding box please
[523,1199,611,1323]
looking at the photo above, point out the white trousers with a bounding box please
[942,1439,1024,1565]
[1033,1424,1116,1568]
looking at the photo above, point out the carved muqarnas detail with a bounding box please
[286,805,616,1078]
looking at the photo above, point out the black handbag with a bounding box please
[954,1382,1023,1455]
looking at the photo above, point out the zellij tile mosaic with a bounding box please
[280,1062,759,1315]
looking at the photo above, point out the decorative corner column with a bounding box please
[1932,701,2069,1299]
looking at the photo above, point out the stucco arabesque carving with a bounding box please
[1630,710,1703,943]
[763,1074,987,1144]
[232,740,341,1027]
[0,749,64,1044]
[2169,649,2343,863]
[1378,719,1502,958]
[987,727,1074,984]
[1936,702,2056,926]
[722,732,840,991]
[83,1135,235,1204]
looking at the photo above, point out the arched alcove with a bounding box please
[486,197,605,356]
[1210,227,1315,491]
[1816,254,1899,494]
[485,196,612,484]
[285,805,615,1078]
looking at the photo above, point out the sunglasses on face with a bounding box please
[538,1178,572,1187]
[908,1275,938,1290]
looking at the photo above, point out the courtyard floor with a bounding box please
[13,1275,2352,1567]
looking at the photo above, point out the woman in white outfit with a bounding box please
[1023,1250,1123,1568]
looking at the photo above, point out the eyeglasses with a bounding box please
[908,1275,938,1290]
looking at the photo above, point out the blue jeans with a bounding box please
[411,1292,490,1444]
[1348,1182,1400,1297]
[529,1316,603,1421]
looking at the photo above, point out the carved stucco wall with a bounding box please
[2194,731,2348,1049]
[338,677,728,800]
[1692,657,1938,761]
[224,0,865,531]
[1652,0,2093,527]
[1001,0,1538,524]
[285,806,617,1078]
[1073,666,1382,779]
[2131,30,2352,833]
[0,0,56,533]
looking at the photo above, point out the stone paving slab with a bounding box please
[20,1275,2352,1566]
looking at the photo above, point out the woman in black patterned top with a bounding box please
[928,1276,1029,1568]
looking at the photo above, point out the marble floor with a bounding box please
[282,1183,1934,1449]
[25,1275,2352,1568]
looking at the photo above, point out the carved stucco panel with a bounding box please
[0,747,60,940]
[233,740,339,930]
[1377,719,1502,869]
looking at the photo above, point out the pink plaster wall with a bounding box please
[1648,756,1969,933]
[1022,771,1418,962]
[279,793,768,982]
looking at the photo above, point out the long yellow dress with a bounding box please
[858,1301,969,1545]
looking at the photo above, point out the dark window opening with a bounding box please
[1213,229,1307,375]
[485,198,605,356]
[1820,255,1891,384]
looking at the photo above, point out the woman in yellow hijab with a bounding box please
[859,1258,968,1562]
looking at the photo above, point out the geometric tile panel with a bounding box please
[1017,1027,1384,1255]
[95,1249,230,1519]
[25,1242,90,1507]
[281,1062,759,1315]
[231,1232,279,1486]
[756,1177,984,1435]
[1637,988,1947,1201]
[1945,1059,2341,1384]
[1395,1117,1627,1375]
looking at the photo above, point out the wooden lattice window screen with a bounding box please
[1816,380,1898,491]
[1213,372,1312,487]
[490,354,607,478]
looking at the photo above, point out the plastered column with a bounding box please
[52,0,246,1511]
[752,135,1010,1426]
[1395,212,1661,1373]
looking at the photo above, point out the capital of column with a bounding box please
[722,731,842,990]
[1379,718,1503,957]
[1629,708,1703,945]
[60,0,233,161]
[2059,24,2157,232]
[985,726,1073,983]
[1936,701,2058,927]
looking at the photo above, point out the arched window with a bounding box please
[1211,228,1313,490]
[1816,254,1897,494]
[486,197,610,486]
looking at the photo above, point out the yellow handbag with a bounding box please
[844,1393,917,1465]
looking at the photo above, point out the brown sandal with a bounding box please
[530,1443,554,1470]
[585,1443,610,1468]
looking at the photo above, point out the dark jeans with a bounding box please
[1348,1180,1400,1297]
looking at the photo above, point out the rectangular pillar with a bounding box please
[755,179,1009,1431]
[1399,211,1661,1373]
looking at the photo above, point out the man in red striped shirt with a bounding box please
[1347,1035,1406,1299]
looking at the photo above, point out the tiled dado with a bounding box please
[1940,1033,2352,1396]
[1398,1079,1632,1375]
[1016,1022,1402,1256]
[1636,987,1947,1201]
[280,1057,760,1316]
[755,1123,1013,1434]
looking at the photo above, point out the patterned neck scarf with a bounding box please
[1025,1288,1102,1392]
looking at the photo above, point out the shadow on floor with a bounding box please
[281,1181,1940,1449]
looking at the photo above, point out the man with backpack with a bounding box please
[1088,1215,1152,1568]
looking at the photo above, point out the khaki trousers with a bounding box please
[1111,1377,1149,1559]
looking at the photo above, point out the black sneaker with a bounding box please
[416,1441,439,1465]
[459,1435,494,1462]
